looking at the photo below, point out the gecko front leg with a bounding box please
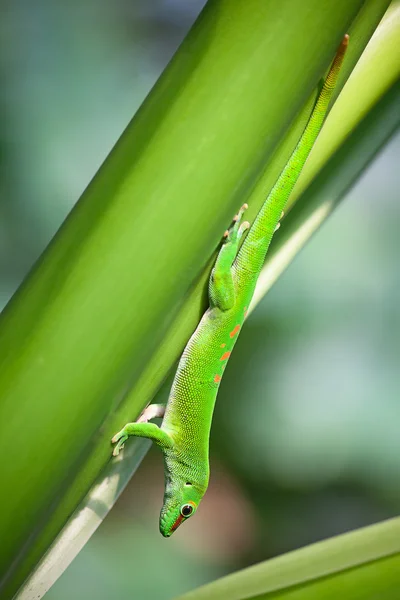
[112,418,172,455]
[112,403,167,455]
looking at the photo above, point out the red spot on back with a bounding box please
[220,351,231,361]
[214,374,222,383]
[229,324,241,338]
[220,343,226,348]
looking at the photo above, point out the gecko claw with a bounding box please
[112,438,127,456]
[111,429,128,455]
[111,432,121,443]
[224,203,249,242]
[239,221,250,236]
[274,222,281,232]
[113,443,124,456]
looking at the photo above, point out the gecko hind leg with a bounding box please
[209,204,250,311]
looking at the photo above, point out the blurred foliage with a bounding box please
[0,1,399,600]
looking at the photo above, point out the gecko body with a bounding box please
[112,36,349,536]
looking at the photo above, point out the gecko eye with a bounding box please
[180,503,194,517]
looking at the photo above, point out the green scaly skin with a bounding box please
[112,35,349,537]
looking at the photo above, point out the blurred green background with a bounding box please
[1,2,399,599]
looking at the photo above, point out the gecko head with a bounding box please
[159,479,206,537]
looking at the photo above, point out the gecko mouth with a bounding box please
[160,509,183,537]
[170,513,184,533]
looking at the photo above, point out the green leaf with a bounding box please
[174,517,400,600]
[0,0,395,598]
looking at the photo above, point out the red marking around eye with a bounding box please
[214,374,221,383]
[171,514,184,532]
[229,324,241,338]
[220,351,231,361]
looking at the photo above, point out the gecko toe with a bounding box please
[112,435,127,456]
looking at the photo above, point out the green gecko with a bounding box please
[112,35,349,537]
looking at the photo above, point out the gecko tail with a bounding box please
[235,34,349,277]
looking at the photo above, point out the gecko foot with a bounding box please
[111,428,128,456]
[225,203,249,243]
[232,203,248,224]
